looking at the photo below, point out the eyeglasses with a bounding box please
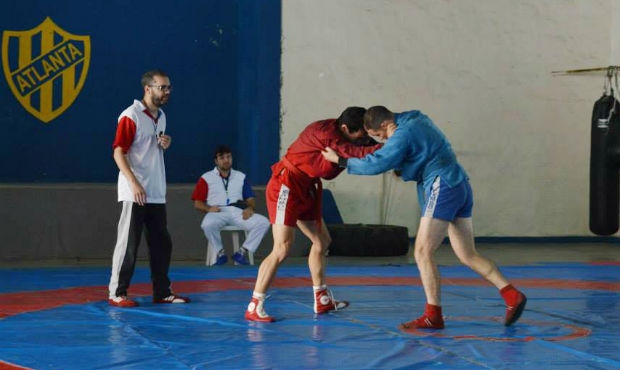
[149,84,172,92]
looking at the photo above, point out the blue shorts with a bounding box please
[422,177,473,221]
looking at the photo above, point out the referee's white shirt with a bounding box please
[115,100,167,204]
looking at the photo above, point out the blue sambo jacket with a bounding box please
[346,110,468,204]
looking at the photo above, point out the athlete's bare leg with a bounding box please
[297,219,331,287]
[448,217,526,326]
[448,217,509,289]
[253,223,295,295]
[414,217,450,305]
[400,217,450,329]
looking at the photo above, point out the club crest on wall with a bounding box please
[2,17,90,123]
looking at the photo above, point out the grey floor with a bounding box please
[323,241,619,266]
[4,241,617,268]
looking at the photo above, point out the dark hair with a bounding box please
[141,69,168,87]
[364,106,394,130]
[335,106,366,133]
[214,145,232,159]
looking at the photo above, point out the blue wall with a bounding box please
[0,0,280,185]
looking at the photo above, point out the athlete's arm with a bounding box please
[323,133,407,176]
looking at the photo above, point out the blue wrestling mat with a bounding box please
[0,263,618,369]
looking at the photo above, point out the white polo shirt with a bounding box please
[113,99,167,204]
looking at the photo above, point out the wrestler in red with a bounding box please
[245,107,381,322]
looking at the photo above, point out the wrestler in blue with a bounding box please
[322,106,526,329]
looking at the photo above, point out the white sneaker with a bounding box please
[153,294,191,304]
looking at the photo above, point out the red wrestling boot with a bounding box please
[501,285,527,326]
[314,287,349,314]
[245,296,275,322]
[399,303,445,329]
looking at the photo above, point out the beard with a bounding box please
[217,163,232,172]
[152,94,169,107]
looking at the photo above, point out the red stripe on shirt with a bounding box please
[191,177,209,201]
[112,116,136,153]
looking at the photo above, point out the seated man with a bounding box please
[192,145,270,265]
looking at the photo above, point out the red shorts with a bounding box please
[266,162,320,227]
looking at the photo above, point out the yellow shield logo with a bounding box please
[2,17,90,123]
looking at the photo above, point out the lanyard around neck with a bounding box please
[220,172,230,205]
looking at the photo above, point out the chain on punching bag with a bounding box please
[589,89,620,235]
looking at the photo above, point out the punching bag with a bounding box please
[589,93,620,235]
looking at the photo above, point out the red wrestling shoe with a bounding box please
[399,314,445,329]
[399,304,444,329]
[245,297,275,322]
[314,288,349,314]
[501,285,527,326]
